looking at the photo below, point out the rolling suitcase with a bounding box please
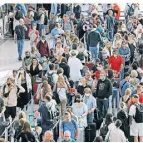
[85,123,96,142]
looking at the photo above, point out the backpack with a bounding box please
[134,104,143,123]
[15,10,23,20]
[127,5,134,16]
[47,72,54,89]
[77,52,85,61]
[100,124,109,139]
[44,14,48,25]
[33,11,41,21]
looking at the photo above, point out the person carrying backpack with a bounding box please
[62,14,74,33]
[129,94,143,142]
[35,95,56,134]
[47,64,58,90]
[59,111,79,141]
[15,7,24,21]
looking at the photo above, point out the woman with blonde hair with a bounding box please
[123,88,131,107]
[37,80,52,105]
[113,33,122,49]
[31,46,42,63]
[102,40,113,59]
[129,70,140,92]
[16,121,36,142]
[19,111,27,120]
[53,74,68,118]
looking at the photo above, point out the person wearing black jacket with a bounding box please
[15,19,27,61]
[96,71,112,118]
[73,4,81,19]
[59,57,70,79]
[87,26,102,62]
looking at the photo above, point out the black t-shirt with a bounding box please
[15,25,26,40]
[17,131,36,142]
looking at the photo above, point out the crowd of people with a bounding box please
[0,3,143,142]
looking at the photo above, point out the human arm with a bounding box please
[16,84,25,93]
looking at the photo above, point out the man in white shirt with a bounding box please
[68,50,83,88]
[129,94,143,142]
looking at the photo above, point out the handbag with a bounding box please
[52,84,61,104]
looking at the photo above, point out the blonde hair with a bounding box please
[105,40,112,50]
[57,75,65,86]
[42,80,52,97]
[131,70,138,78]
[19,111,26,119]
[125,88,131,95]
[31,46,38,54]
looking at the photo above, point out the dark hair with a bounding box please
[45,95,51,102]
[132,63,138,70]
[115,119,122,128]
[13,70,17,74]
[107,70,113,79]
[92,13,97,17]
[105,113,113,125]
[113,81,119,88]
[124,72,130,78]
[95,136,103,142]
[139,82,143,86]
[49,64,55,70]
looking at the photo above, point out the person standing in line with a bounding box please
[15,18,27,61]
[105,9,115,42]
[129,94,143,142]
[87,26,102,62]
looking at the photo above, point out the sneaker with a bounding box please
[18,57,22,61]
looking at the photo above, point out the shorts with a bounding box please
[130,123,143,136]
[4,106,16,119]
[39,24,45,30]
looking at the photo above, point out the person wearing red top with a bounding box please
[29,23,39,48]
[108,49,123,74]
[113,3,121,20]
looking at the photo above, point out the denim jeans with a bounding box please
[97,98,109,118]
[107,30,114,42]
[17,39,24,57]
[89,45,99,62]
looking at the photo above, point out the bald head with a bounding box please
[19,19,24,25]
[43,131,53,142]
[64,131,71,141]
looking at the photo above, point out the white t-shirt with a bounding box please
[40,13,45,24]
[106,125,126,142]
[68,56,83,82]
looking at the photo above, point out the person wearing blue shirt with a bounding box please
[118,40,131,66]
[83,88,96,123]
[50,23,64,48]
[60,111,79,141]
[120,72,130,97]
